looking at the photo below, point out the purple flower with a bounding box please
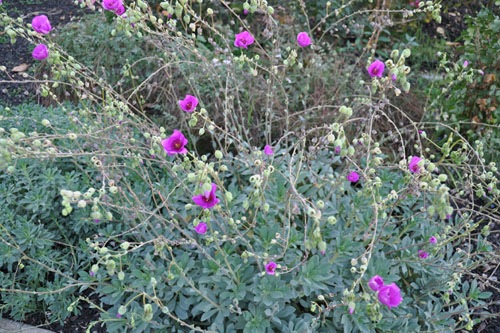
[234,31,254,49]
[192,183,220,209]
[297,32,312,47]
[243,9,249,15]
[32,44,49,61]
[263,145,273,156]
[89,270,95,277]
[346,171,360,183]
[391,73,397,81]
[408,156,422,173]
[463,60,469,68]
[178,94,199,112]
[102,0,122,11]
[265,261,277,275]
[367,59,385,78]
[377,283,403,309]
[429,236,437,244]
[116,313,122,319]
[418,250,429,259]
[348,307,355,314]
[194,222,208,234]
[368,275,384,292]
[335,146,341,154]
[161,130,188,156]
[32,15,52,34]
[114,4,126,16]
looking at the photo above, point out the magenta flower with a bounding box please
[194,222,208,234]
[192,183,220,209]
[114,4,126,16]
[463,60,469,68]
[32,44,49,61]
[391,73,397,81]
[367,59,385,78]
[161,130,188,156]
[410,0,420,7]
[368,275,384,292]
[178,94,199,112]
[263,145,274,156]
[429,236,437,244]
[234,31,254,49]
[32,15,52,34]
[102,0,122,11]
[297,32,312,47]
[418,250,429,259]
[265,261,277,275]
[377,283,403,309]
[347,171,360,183]
[408,156,422,173]
[116,313,122,319]
[348,307,355,314]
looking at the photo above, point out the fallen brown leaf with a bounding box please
[12,63,29,72]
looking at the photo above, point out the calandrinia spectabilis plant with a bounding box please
[0,0,498,332]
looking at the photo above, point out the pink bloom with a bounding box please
[161,130,188,156]
[114,4,126,16]
[410,0,420,7]
[368,275,384,292]
[102,0,122,11]
[263,145,273,156]
[429,236,437,244]
[408,156,422,173]
[243,9,249,15]
[32,44,49,61]
[116,313,122,318]
[192,183,220,209]
[32,15,52,34]
[418,250,429,259]
[478,69,484,75]
[377,283,403,309]
[347,171,360,183]
[265,261,277,275]
[194,222,207,234]
[297,32,312,47]
[463,60,469,68]
[348,307,355,314]
[234,31,254,49]
[89,270,95,277]
[178,94,199,112]
[391,73,397,81]
[367,59,385,78]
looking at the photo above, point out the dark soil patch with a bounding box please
[0,0,92,106]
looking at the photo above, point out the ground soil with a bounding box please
[0,1,499,332]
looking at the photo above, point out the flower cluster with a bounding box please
[102,0,126,16]
[368,275,403,309]
[31,15,52,61]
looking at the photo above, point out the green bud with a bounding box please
[438,174,448,182]
[214,150,223,159]
[143,304,153,321]
[401,48,411,58]
[118,305,127,315]
[327,216,337,225]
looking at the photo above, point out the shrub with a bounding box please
[0,0,498,332]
